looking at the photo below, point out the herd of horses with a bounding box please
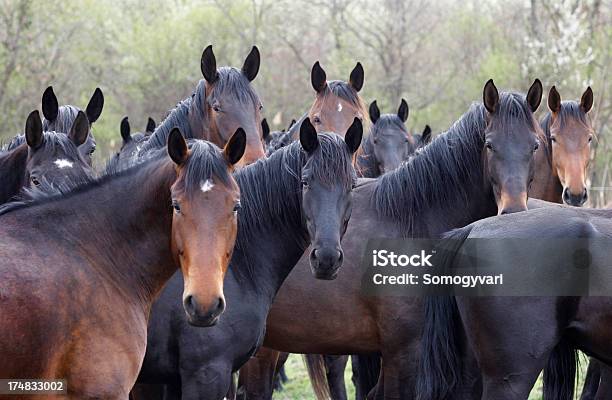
[0,43,608,400]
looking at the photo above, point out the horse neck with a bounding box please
[0,144,27,204]
[16,159,177,305]
[231,148,309,301]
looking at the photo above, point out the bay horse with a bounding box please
[132,117,363,400]
[41,86,104,166]
[0,110,93,204]
[419,205,612,400]
[256,79,544,400]
[0,128,246,399]
[531,86,594,205]
[355,98,416,177]
[287,61,368,140]
[138,45,266,166]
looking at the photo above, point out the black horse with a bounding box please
[133,117,363,399]
[419,204,612,400]
[0,110,93,204]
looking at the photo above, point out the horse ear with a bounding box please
[547,86,561,114]
[397,99,409,122]
[526,79,543,113]
[86,88,104,124]
[300,117,320,154]
[580,86,593,114]
[369,100,380,124]
[261,118,270,140]
[311,61,327,93]
[167,128,189,165]
[288,119,296,130]
[224,128,247,166]
[25,110,44,150]
[69,111,90,147]
[421,125,432,144]
[483,79,499,114]
[146,117,156,133]
[242,46,260,82]
[344,117,363,154]
[41,86,59,122]
[201,45,219,84]
[120,117,131,144]
[349,62,364,92]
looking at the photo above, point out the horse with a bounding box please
[254,79,544,400]
[263,118,296,155]
[137,45,266,166]
[418,205,612,400]
[106,117,157,171]
[41,86,104,166]
[0,127,246,399]
[286,61,368,141]
[531,86,594,206]
[132,117,363,400]
[355,98,416,177]
[0,110,93,205]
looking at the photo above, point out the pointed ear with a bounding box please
[146,117,156,133]
[344,118,363,154]
[311,61,327,93]
[547,86,561,114]
[369,100,380,124]
[397,99,409,122]
[86,88,104,123]
[483,79,499,114]
[288,119,296,130]
[120,117,131,144]
[349,62,364,92]
[421,125,432,144]
[261,118,270,140]
[526,78,543,113]
[201,45,219,84]
[41,86,59,122]
[580,86,593,113]
[300,117,319,153]
[69,111,90,147]
[25,110,44,150]
[167,128,189,165]
[242,46,260,82]
[224,128,247,165]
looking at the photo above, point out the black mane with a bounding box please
[373,92,538,234]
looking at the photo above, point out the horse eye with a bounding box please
[89,147,96,155]
[533,142,539,152]
[259,103,263,111]
[212,103,221,112]
[485,142,493,150]
[588,136,593,143]
[301,179,309,188]
[172,200,181,214]
[550,136,557,143]
[233,201,242,213]
[31,177,40,186]
[313,116,321,124]
[373,139,378,145]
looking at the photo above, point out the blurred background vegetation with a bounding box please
[0,0,609,204]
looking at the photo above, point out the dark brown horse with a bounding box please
[137,45,266,166]
[105,117,156,172]
[41,86,104,166]
[355,99,416,177]
[0,110,93,204]
[287,61,368,140]
[256,79,544,400]
[531,86,594,206]
[0,129,245,398]
[419,204,612,400]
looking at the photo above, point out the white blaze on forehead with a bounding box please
[200,179,215,193]
[337,103,343,112]
[54,159,73,169]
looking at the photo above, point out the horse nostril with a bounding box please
[583,188,588,200]
[183,295,196,315]
[215,297,226,314]
[563,188,571,203]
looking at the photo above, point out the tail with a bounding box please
[304,354,331,400]
[351,354,381,399]
[416,225,473,400]
[543,338,578,400]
